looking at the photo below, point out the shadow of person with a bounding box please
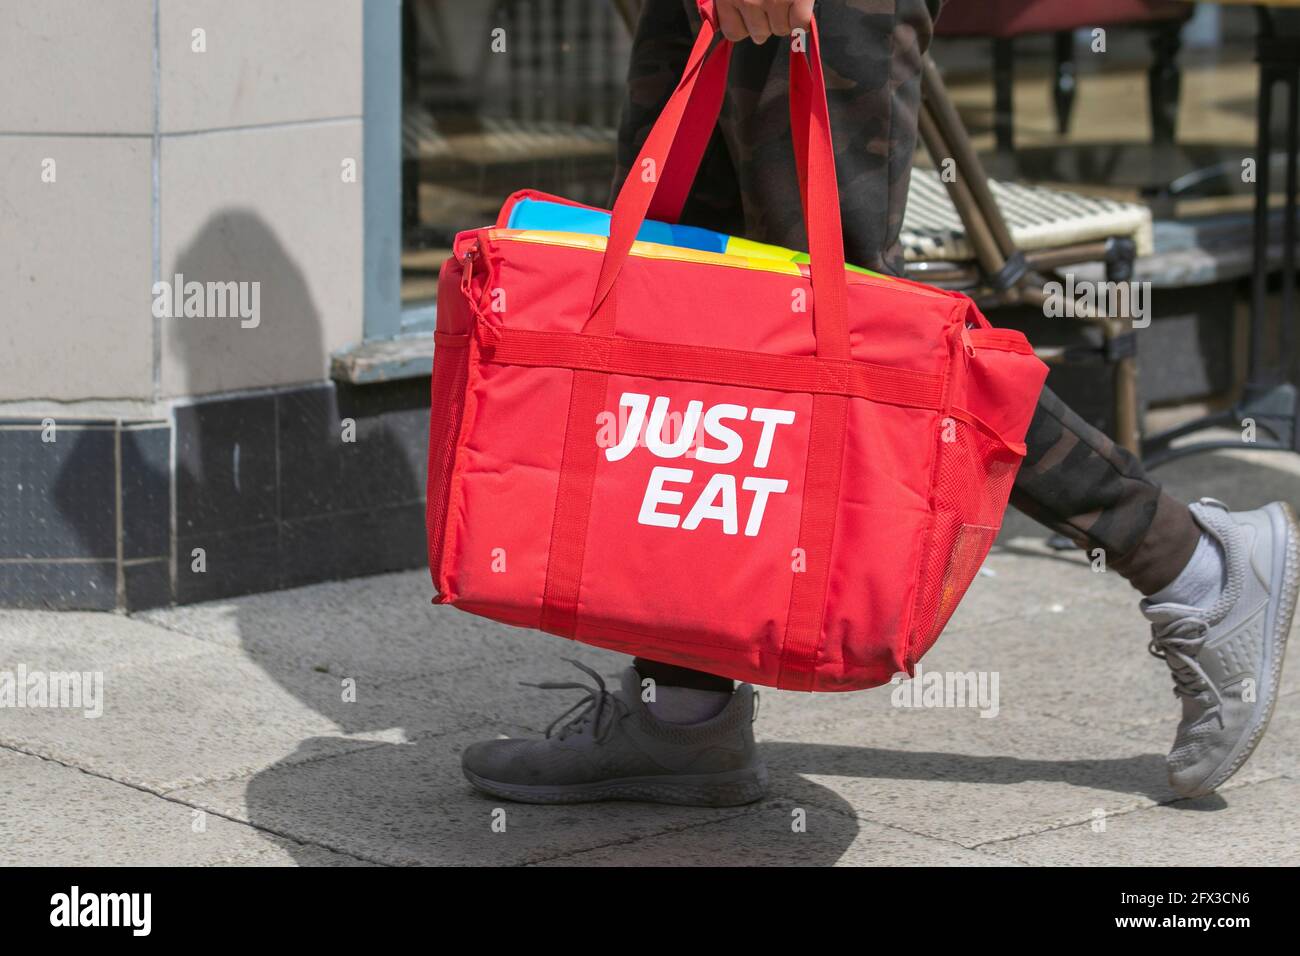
[763,742,1172,803]
[52,208,436,861]
[165,210,442,862]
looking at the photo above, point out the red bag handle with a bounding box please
[644,5,732,223]
[585,8,852,361]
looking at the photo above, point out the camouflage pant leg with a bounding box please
[1012,387,1199,595]
[612,0,749,239]
[613,0,1198,604]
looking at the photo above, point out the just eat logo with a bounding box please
[603,391,794,537]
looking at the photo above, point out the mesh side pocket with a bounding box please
[426,340,470,595]
[908,417,1021,666]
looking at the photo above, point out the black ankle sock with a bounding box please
[632,658,734,693]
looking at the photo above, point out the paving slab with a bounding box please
[982,776,1300,866]
[535,800,1014,867]
[0,633,470,792]
[0,747,299,867]
[0,609,212,670]
[756,706,1177,848]
[208,839,380,867]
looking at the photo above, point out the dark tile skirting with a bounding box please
[0,378,430,612]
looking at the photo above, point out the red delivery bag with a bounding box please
[426,7,1047,692]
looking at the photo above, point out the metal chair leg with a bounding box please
[992,37,1016,171]
[1105,238,1141,453]
[1053,31,1077,136]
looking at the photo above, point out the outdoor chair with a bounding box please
[935,0,1194,172]
[910,56,1153,451]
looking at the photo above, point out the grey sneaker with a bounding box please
[461,661,768,806]
[1142,498,1299,798]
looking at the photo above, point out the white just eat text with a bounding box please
[604,391,794,537]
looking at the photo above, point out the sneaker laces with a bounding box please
[520,659,626,742]
[1147,617,1224,728]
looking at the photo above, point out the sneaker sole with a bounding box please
[462,764,770,807]
[1182,501,1299,799]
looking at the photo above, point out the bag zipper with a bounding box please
[485,229,956,301]
[460,239,488,322]
[960,323,975,357]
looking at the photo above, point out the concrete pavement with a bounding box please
[2,444,1298,865]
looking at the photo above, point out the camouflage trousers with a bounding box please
[615,1,1199,648]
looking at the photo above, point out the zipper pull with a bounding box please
[460,241,478,288]
[960,323,975,357]
[460,240,486,319]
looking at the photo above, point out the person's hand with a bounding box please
[714,0,815,45]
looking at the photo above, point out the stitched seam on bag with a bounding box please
[775,392,848,689]
[906,319,960,669]
[774,402,822,685]
[481,328,945,409]
[426,343,467,594]
[580,618,855,666]
[913,321,961,658]
[430,259,488,601]
[967,329,1034,354]
[906,426,943,670]
[809,397,849,679]
[437,338,483,604]
[539,369,608,635]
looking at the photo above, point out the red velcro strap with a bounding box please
[478,325,945,411]
[778,393,848,690]
[539,369,609,637]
